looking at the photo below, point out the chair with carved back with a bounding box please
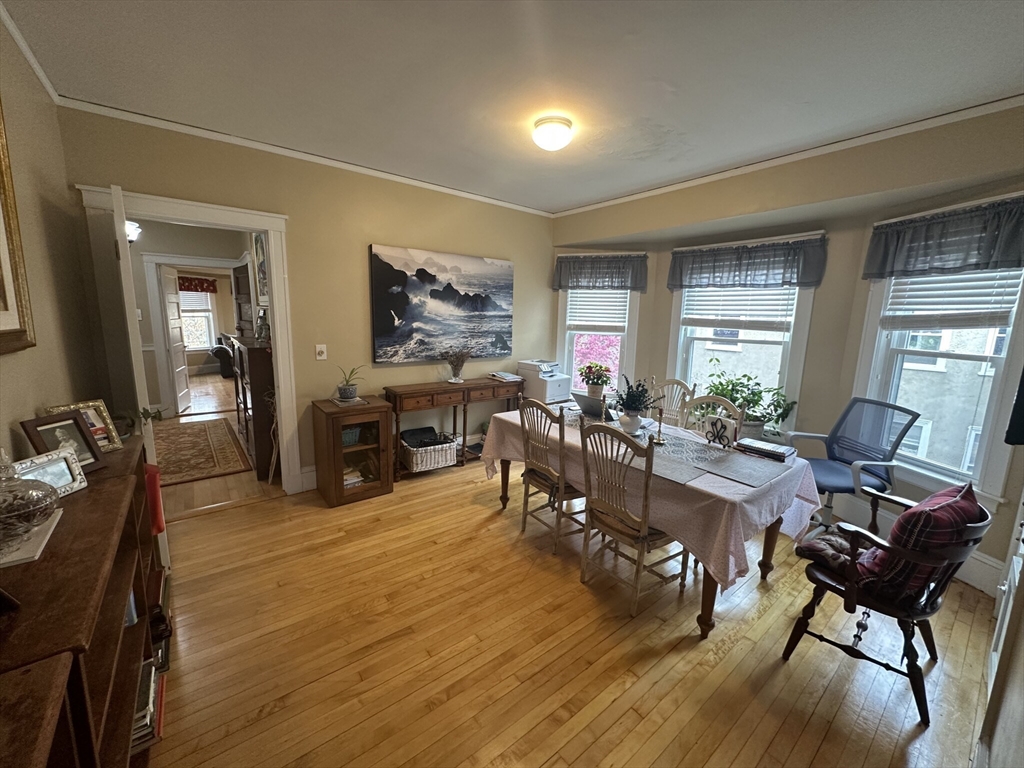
[518,396,586,553]
[653,379,694,426]
[783,484,992,726]
[679,395,746,446]
[580,423,689,616]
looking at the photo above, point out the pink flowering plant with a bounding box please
[577,361,612,387]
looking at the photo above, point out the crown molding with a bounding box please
[0,1,59,102]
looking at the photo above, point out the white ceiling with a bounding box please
[5,0,1023,213]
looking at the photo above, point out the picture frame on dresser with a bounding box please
[14,447,87,497]
[21,411,107,473]
[44,398,123,452]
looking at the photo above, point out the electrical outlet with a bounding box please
[315,344,327,360]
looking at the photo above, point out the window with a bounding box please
[179,290,216,349]
[675,285,803,396]
[866,268,1023,483]
[889,413,933,458]
[561,289,636,393]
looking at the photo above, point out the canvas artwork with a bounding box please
[370,245,514,364]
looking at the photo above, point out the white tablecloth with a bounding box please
[482,411,820,591]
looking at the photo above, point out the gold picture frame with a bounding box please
[0,95,34,355]
[44,399,124,453]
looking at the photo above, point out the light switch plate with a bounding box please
[315,344,327,360]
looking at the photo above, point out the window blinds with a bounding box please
[880,268,1023,330]
[566,289,630,333]
[179,290,212,311]
[681,286,797,332]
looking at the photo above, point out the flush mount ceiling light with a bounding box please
[125,221,142,243]
[532,116,573,151]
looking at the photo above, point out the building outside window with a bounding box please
[179,290,216,349]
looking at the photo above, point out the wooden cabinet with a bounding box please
[228,335,276,481]
[0,437,165,768]
[312,397,394,507]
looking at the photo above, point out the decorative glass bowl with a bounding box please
[0,450,59,554]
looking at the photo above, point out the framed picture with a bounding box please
[14,447,87,497]
[44,399,123,452]
[251,232,270,307]
[0,95,35,355]
[369,244,514,363]
[21,412,107,474]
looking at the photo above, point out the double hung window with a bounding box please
[179,290,216,349]
[563,289,635,393]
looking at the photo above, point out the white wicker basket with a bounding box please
[400,439,457,472]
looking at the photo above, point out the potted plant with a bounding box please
[578,362,613,399]
[442,347,472,384]
[336,365,366,400]
[613,375,663,435]
[704,360,796,438]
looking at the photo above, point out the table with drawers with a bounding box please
[382,377,524,480]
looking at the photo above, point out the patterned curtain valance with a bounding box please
[863,197,1024,280]
[668,234,827,291]
[552,254,648,293]
[178,276,218,294]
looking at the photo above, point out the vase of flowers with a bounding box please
[443,347,472,384]
[578,362,612,399]
[336,365,366,400]
[613,376,663,435]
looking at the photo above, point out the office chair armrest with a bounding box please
[860,486,917,511]
[849,460,898,500]
[785,431,827,448]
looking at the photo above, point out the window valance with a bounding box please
[178,276,218,294]
[552,254,648,293]
[667,234,827,290]
[862,196,1023,280]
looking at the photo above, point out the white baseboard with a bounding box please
[833,495,1004,597]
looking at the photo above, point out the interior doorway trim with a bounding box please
[75,186,302,495]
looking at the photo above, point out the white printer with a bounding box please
[517,359,572,404]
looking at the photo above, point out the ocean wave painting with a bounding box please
[369,244,514,364]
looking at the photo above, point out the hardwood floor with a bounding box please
[150,464,993,768]
[187,373,236,415]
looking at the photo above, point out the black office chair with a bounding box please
[788,397,920,536]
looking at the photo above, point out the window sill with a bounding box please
[894,461,1006,508]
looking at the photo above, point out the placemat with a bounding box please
[652,453,708,485]
[696,450,792,488]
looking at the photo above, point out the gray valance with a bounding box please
[552,253,648,293]
[667,234,827,290]
[863,197,1024,280]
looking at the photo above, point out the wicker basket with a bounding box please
[400,439,457,472]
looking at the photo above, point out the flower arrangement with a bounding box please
[577,362,612,387]
[614,375,663,414]
[442,347,473,383]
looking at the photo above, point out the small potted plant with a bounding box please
[704,360,796,438]
[578,362,612,399]
[336,365,366,400]
[442,347,473,384]
[613,375,663,435]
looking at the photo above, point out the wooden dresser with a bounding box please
[312,396,393,507]
[0,437,165,768]
[383,377,523,480]
[227,335,276,481]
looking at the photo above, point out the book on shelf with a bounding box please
[133,660,157,738]
[734,437,796,462]
[132,673,166,751]
[154,636,170,674]
[330,396,368,407]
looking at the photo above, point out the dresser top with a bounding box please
[312,394,391,416]
[383,377,518,396]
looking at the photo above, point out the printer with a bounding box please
[517,359,572,404]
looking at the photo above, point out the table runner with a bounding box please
[482,411,819,590]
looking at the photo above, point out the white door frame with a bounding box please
[76,186,302,495]
[143,253,246,412]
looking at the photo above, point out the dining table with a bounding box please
[481,410,821,638]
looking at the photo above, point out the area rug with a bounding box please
[154,418,251,486]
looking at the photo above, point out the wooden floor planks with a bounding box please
[150,464,994,768]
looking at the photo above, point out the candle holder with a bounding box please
[652,407,667,445]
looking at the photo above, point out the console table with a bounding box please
[383,377,523,480]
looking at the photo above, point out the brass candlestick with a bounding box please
[652,407,666,445]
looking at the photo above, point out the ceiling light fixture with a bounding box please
[125,221,142,243]
[532,116,573,151]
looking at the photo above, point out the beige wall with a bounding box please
[0,25,100,458]
[57,108,556,466]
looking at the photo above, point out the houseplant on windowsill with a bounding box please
[704,361,796,438]
[613,376,663,435]
[336,365,366,400]
[578,362,612,399]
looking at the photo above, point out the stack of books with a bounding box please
[132,661,165,750]
[330,396,368,408]
[734,437,796,462]
[343,467,364,489]
[147,569,172,673]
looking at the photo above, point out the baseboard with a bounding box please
[301,465,317,492]
[832,495,1004,597]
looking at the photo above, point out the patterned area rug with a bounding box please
[154,418,251,486]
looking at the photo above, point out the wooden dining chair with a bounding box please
[518,397,586,554]
[580,423,689,616]
[653,379,694,425]
[679,395,746,445]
